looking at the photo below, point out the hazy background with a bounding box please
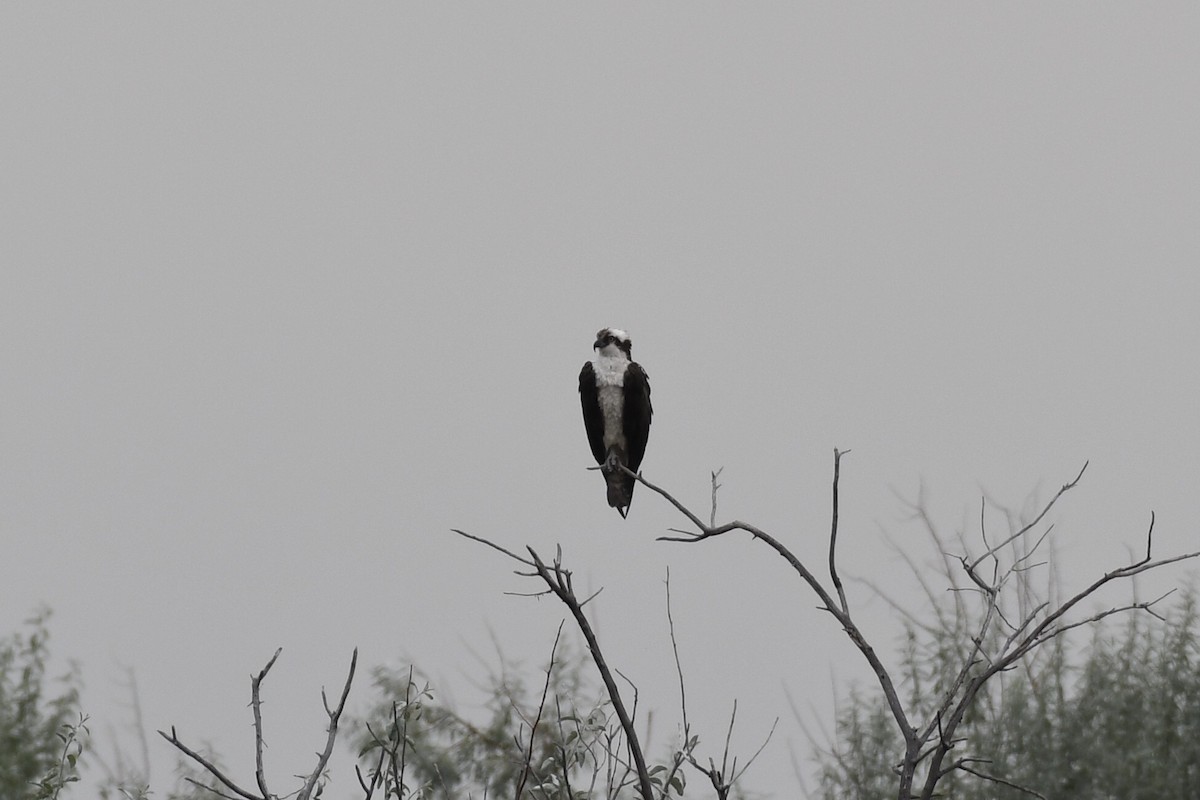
[3,4,1198,795]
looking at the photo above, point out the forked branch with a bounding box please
[914,476,1200,800]
[452,532,656,800]
[629,456,1199,800]
[628,455,917,762]
[158,648,358,800]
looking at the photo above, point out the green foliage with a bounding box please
[815,588,1200,800]
[30,715,88,800]
[818,687,901,800]
[354,638,698,800]
[0,608,83,800]
[355,642,616,800]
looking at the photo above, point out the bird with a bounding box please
[578,327,653,517]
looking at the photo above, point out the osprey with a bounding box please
[579,327,653,517]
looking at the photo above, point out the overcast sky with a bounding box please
[3,5,1199,797]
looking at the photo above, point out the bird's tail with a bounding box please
[604,462,636,518]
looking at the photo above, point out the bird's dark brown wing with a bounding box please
[579,362,607,465]
[623,362,652,473]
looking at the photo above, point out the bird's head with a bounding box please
[593,327,633,359]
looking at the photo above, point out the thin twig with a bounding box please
[665,567,689,736]
[658,566,695,800]
[396,671,413,797]
[954,763,1047,799]
[453,528,536,567]
[514,622,564,800]
[731,716,779,783]
[157,727,260,800]
[966,462,1087,574]
[710,468,723,529]
[721,700,736,779]
[183,775,242,800]
[829,448,851,615]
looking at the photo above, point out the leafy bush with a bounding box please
[815,587,1200,800]
[0,609,83,799]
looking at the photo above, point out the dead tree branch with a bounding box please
[303,648,357,800]
[828,448,851,615]
[452,532,656,800]
[661,567,694,800]
[916,509,1200,800]
[629,455,1200,800]
[631,452,920,796]
[251,647,281,800]
[159,648,358,800]
[159,727,257,800]
[514,621,564,800]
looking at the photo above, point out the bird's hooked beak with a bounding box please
[593,339,602,350]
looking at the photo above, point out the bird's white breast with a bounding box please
[592,353,627,388]
[592,354,628,452]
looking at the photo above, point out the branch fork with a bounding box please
[159,648,358,800]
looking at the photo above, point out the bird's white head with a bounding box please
[593,327,633,360]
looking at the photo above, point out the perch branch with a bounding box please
[628,459,916,749]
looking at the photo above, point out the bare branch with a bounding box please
[1014,590,1176,651]
[251,647,282,800]
[160,648,355,800]
[658,567,697,800]
[452,528,536,567]
[710,468,723,529]
[183,775,243,800]
[458,531,657,800]
[157,727,261,800]
[721,699,736,780]
[954,762,1047,799]
[829,448,851,615]
[966,462,1087,574]
[298,648,357,800]
[514,622,564,800]
[1144,510,1155,562]
[1002,548,1200,666]
[579,586,605,608]
[631,460,918,751]
[630,468,711,533]
[731,716,779,784]
[665,567,689,736]
[916,489,1199,800]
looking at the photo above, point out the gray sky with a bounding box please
[3,5,1198,796]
